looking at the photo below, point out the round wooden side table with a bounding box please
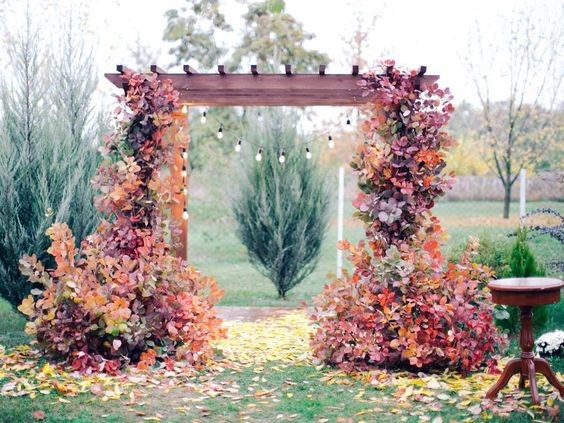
[486,277,564,405]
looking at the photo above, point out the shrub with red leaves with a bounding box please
[18,72,225,373]
[310,62,505,373]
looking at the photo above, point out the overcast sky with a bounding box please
[1,0,560,110]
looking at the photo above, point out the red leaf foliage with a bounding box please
[18,72,225,372]
[310,64,505,374]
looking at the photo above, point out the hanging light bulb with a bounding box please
[200,110,207,124]
[217,125,223,139]
[328,135,335,149]
[182,208,189,220]
[181,148,188,159]
[235,139,242,153]
[278,150,286,164]
[305,147,312,160]
[181,165,187,178]
[346,117,351,126]
[255,148,263,162]
[182,187,188,195]
[181,104,188,114]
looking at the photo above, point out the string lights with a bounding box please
[193,108,355,165]
[182,208,189,220]
[181,104,188,114]
[181,148,188,159]
[181,165,187,178]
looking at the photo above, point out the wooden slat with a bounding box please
[150,65,167,74]
[183,64,198,75]
[104,72,440,106]
[319,65,326,75]
[285,64,292,76]
[352,65,359,76]
[116,64,133,74]
[218,65,226,75]
[414,66,428,90]
[251,65,258,76]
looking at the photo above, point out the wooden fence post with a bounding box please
[171,108,189,260]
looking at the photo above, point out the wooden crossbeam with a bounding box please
[105,69,439,106]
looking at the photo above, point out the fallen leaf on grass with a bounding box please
[32,410,46,421]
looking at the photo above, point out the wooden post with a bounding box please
[171,108,189,260]
[337,166,345,278]
[519,168,526,220]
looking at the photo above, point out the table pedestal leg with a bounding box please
[486,358,521,400]
[534,357,564,397]
[484,306,564,405]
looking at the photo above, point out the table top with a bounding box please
[488,277,563,292]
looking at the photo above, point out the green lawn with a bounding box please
[2,362,559,423]
[187,196,564,308]
[1,198,563,422]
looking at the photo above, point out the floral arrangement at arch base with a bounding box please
[310,62,506,374]
[18,72,225,373]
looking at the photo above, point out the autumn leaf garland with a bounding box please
[311,62,505,373]
[18,72,225,373]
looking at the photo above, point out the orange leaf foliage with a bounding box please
[18,72,225,373]
[311,63,505,374]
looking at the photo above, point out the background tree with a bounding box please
[163,0,231,71]
[0,8,100,308]
[465,5,563,218]
[163,0,329,171]
[231,109,330,299]
[229,0,329,72]
[128,32,162,72]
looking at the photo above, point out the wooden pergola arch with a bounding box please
[105,64,439,259]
